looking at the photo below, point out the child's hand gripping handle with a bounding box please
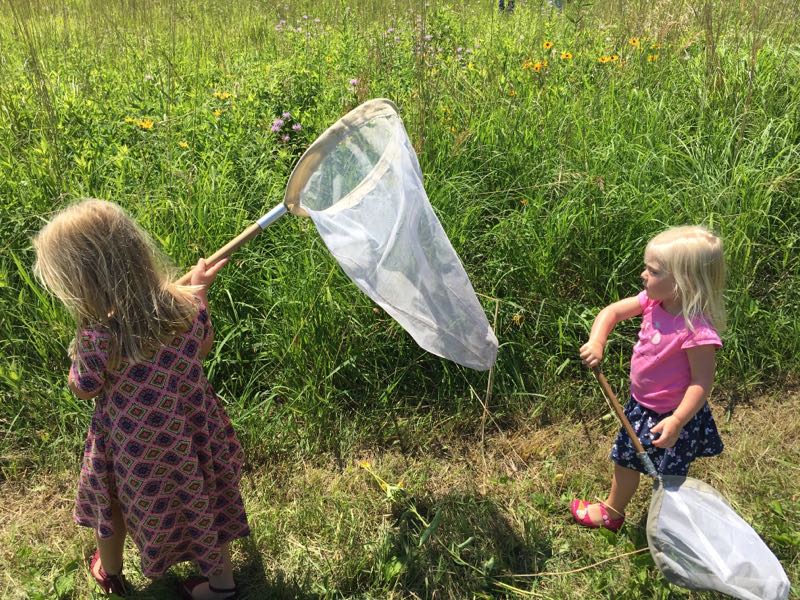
[591,367,660,480]
[176,203,288,285]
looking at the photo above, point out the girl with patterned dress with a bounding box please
[571,225,726,532]
[34,199,249,599]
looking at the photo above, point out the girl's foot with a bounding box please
[570,499,625,532]
[88,549,129,596]
[179,576,239,600]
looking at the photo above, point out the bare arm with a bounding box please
[579,296,643,368]
[189,257,227,360]
[651,345,716,448]
[198,322,214,359]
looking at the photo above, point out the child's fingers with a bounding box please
[204,257,229,278]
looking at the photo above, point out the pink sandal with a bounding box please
[571,499,625,533]
[88,549,129,596]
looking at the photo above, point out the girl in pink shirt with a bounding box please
[571,226,726,532]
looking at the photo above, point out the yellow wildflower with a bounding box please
[512,312,524,326]
[520,198,529,206]
[647,54,659,62]
[522,59,534,70]
[533,62,542,72]
[213,109,223,118]
[560,51,573,60]
[138,119,154,130]
[213,90,232,100]
[610,54,620,62]
[598,55,611,64]
[508,89,517,97]
[178,141,189,149]
[543,40,554,50]
[628,37,641,48]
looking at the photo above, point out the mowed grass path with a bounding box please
[2,390,798,599]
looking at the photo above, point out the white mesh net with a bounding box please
[284,99,498,371]
[647,476,790,600]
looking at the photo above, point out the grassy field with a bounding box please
[1,0,799,597]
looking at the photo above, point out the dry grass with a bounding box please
[2,390,798,598]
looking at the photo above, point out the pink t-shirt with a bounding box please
[630,291,722,413]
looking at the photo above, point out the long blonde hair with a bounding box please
[646,225,726,332]
[33,199,199,366]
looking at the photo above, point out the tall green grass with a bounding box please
[1,0,799,474]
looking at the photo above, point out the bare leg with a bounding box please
[94,501,126,576]
[587,464,640,523]
[190,543,236,599]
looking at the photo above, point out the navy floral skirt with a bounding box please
[610,398,724,476]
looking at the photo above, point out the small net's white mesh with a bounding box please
[286,99,497,370]
[647,476,790,600]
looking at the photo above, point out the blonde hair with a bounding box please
[33,199,199,366]
[646,225,726,332]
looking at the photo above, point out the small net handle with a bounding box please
[592,367,660,480]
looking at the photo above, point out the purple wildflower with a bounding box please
[349,78,359,87]
[271,124,281,133]
[273,118,284,128]
[281,134,290,142]
[292,123,302,131]
[282,111,292,119]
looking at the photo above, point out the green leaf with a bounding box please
[418,508,442,547]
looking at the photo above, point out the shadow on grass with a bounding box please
[351,490,555,597]
[121,536,311,599]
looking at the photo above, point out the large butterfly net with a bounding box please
[283,99,497,371]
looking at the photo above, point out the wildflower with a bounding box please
[359,460,371,468]
[522,59,534,70]
[212,109,222,118]
[628,37,641,48]
[272,118,285,128]
[292,123,302,131]
[647,54,659,62]
[213,90,232,100]
[508,89,517,97]
[386,27,394,34]
[520,198,529,206]
[512,312,524,326]
[178,140,189,149]
[302,14,308,19]
[560,51,573,60]
[349,78,359,87]
[543,40,554,50]
[282,111,292,119]
[270,123,281,133]
[281,134,290,142]
[610,54,620,62]
[598,55,610,63]
[456,46,463,53]
[138,119,154,130]
[533,62,542,72]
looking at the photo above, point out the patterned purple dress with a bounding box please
[70,303,249,578]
